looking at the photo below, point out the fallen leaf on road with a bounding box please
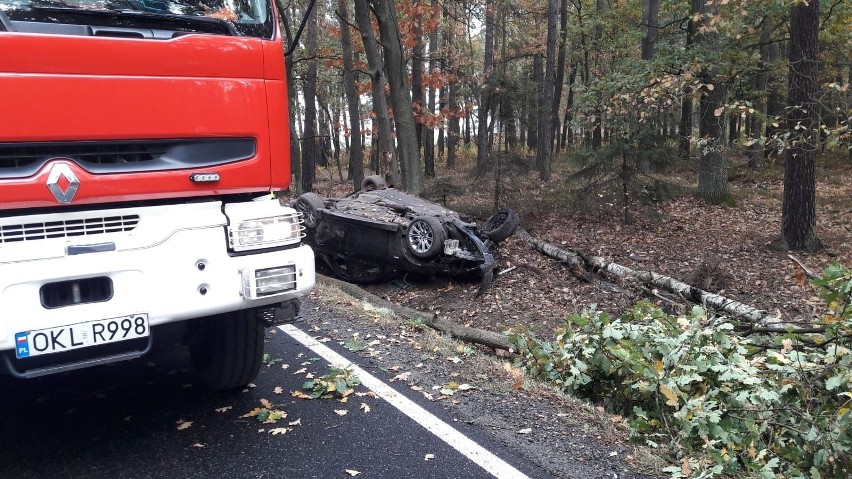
[215,406,232,413]
[274,386,283,395]
[518,428,532,434]
[288,418,302,426]
[176,420,192,430]
[334,409,348,416]
[268,428,290,435]
[345,470,361,477]
[260,398,273,408]
[247,383,256,389]
[425,454,435,461]
[191,443,205,448]
[391,371,411,382]
[360,403,370,413]
[294,368,307,375]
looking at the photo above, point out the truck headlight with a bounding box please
[225,201,305,252]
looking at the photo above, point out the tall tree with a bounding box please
[536,0,558,181]
[300,0,319,193]
[354,0,397,184]
[475,0,495,175]
[411,0,426,154]
[780,0,821,252]
[370,0,424,194]
[445,3,459,169]
[423,0,439,177]
[640,0,659,61]
[550,0,569,153]
[695,0,729,204]
[337,0,364,190]
[748,18,774,169]
[274,0,302,193]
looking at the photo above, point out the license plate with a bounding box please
[14,314,149,359]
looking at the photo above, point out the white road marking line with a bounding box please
[279,324,532,479]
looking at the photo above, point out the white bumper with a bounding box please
[0,200,315,353]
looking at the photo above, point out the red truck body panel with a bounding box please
[0,31,290,210]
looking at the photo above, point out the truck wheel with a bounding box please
[192,309,264,391]
[294,192,324,229]
[361,175,387,191]
[482,208,519,243]
[406,216,446,259]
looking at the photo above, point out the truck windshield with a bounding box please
[0,0,274,38]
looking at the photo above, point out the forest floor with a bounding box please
[297,149,852,477]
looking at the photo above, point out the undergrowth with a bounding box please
[510,264,852,478]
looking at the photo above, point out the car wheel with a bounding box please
[406,216,446,259]
[294,192,324,229]
[361,175,387,191]
[191,309,264,391]
[482,208,519,243]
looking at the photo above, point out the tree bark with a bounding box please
[695,0,729,204]
[780,0,821,252]
[748,19,773,169]
[411,0,425,154]
[300,0,319,193]
[274,0,303,193]
[445,4,458,169]
[475,0,495,175]
[536,0,558,181]
[640,0,659,61]
[370,0,424,194]
[423,0,439,178]
[337,0,364,190]
[354,0,396,183]
[550,0,569,154]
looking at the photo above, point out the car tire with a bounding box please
[294,192,324,229]
[361,175,387,191]
[191,309,265,391]
[482,208,519,243]
[406,216,446,259]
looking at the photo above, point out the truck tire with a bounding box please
[361,175,387,191]
[406,216,446,259]
[481,208,519,243]
[294,192,324,229]
[192,309,265,391]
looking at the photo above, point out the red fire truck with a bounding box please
[0,0,315,389]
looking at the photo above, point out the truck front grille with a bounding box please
[0,215,139,244]
[0,138,256,178]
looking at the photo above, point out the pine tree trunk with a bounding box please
[475,0,495,175]
[695,0,729,204]
[423,0,439,178]
[275,0,302,193]
[536,0,558,181]
[370,0,424,194]
[748,20,773,169]
[550,0,569,154]
[338,0,364,189]
[781,0,821,252]
[354,0,396,182]
[300,1,319,193]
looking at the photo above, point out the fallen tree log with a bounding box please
[316,274,512,350]
[517,231,826,333]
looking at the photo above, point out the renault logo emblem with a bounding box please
[46,163,80,204]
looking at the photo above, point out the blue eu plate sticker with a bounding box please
[15,332,30,358]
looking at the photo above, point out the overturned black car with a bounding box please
[292,176,518,290]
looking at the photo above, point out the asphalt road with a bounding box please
[0,314,552,479]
